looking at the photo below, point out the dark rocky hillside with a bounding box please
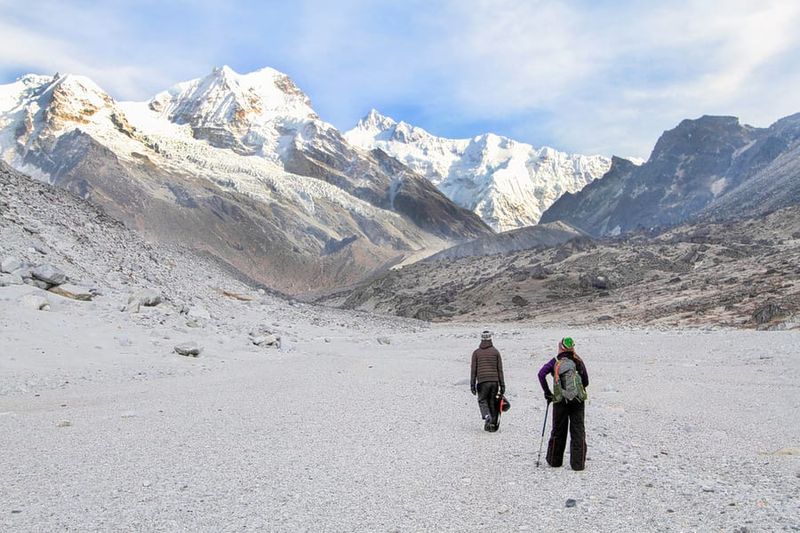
[326,206,800,330]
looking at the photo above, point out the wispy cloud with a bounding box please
[1,0,798,158]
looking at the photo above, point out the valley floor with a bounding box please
[1,285,798,532]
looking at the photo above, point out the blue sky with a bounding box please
[1,0,799,158]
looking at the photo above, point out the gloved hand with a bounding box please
[544,391,553,403]
[471,386,477,396]
[499,385,505,395]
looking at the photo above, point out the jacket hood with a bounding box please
[479,340,493,349]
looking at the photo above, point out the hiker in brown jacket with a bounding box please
[470,330,505,431]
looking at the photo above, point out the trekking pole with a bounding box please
[535,401,550,467]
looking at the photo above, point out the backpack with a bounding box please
[553,356,587,403]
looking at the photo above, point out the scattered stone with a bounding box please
[597,315,613,321]
[377,336,392,345]
[565,499,577,508]
[57,420,72,427]
[31,264,67,286]
[174,342,202,357]
[324,338,331,343]
[48,283,94,301]
[20,294,50,311]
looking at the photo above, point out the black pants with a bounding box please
[477,381,499,424]
[546,399,586,470]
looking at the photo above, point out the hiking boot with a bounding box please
[483,415,492,431]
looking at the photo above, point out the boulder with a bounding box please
[48,284,95,301]
[580,273,610,290]
[188,305,211,320]
[123,289,162,312]
[511,295,529,307]
[1,256,22,274]
[250,328,281,348]
[31,264,67,286]
[529,264,550,280]
[376,336,392,345]
[25,278,51,290]
[11,265,32,279]
[133,289,162,307]
[20,294,50,311]
[0,272,24,287]
[752,303,787,325]
[174,342,202,357]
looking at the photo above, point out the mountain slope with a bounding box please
[0,68,491,294]
[328,205,800,328]
[345,110,611,232]
[423,221,585,263]
[540,114,800,235]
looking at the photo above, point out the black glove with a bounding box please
[544,391,553,403]
[471,386,477,396]
[499,385,505,395]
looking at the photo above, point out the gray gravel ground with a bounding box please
[2,294,798,531]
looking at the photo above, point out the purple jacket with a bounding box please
[538,352,589,395]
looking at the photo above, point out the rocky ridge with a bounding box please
[328,206,800,329]
[541,114,800,236]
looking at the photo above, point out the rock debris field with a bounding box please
[1,164,799,531]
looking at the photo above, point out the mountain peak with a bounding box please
[357,109,397,131]
[149,65,317,131]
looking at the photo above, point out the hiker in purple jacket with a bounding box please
[538,337,589,470]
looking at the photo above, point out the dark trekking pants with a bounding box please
[546,399,586,470]
[477,381,499,424]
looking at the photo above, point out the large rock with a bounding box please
[1,256,22,274]
[752,303,787,325]
[249,325,281,348]
[133,289,162,306]
[123,289,163,312]
[0,272,24,287]
[174,342,202,357]
[31,264,67,286]
[25,278,51,290]
[187,305,212,320]
[49,284,95,301]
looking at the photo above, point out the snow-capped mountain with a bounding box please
[0,68,490,294]
[345,110,612,232]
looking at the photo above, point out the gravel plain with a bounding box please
[2,291,798,531]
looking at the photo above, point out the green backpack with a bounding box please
[553,357,587,403]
